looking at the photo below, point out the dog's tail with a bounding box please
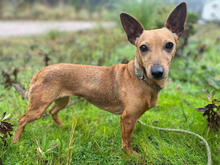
[12,83,28,99]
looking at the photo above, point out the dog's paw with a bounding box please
[122,146,140,156]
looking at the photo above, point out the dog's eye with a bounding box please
[140,45,148,52]
[165,42,174,50]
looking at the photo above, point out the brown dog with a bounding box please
[13,3,187,155]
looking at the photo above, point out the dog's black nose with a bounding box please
[151,65,164,80]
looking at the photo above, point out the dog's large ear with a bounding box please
[120,13,144,45]
[165,2,187,37]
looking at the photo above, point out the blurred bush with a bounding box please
[113,0,200,30]
[0,0,114,20]
[176,11,200,57]
[170,38,220,90]
[67,0,114,12]
[113,0,172,29]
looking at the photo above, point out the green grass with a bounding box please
[0,26,219,164]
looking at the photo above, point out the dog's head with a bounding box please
[120,2,187,82]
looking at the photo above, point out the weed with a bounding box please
[0,112,13,145]
[196,90,220,130]
[1,71,12,88]
[1,68,19,88]
[44,54,50,66]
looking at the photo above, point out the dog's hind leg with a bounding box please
[49,96,70,126]
[12,85,56,142]
[12,101,52,142]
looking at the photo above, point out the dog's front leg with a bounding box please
[120,110,138,155]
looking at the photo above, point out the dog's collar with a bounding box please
[134,67,162,91]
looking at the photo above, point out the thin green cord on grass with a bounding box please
[138,120,212,165]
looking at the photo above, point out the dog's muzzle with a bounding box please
[151,65,164,80]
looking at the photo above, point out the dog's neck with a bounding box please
[133,59,163,91]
